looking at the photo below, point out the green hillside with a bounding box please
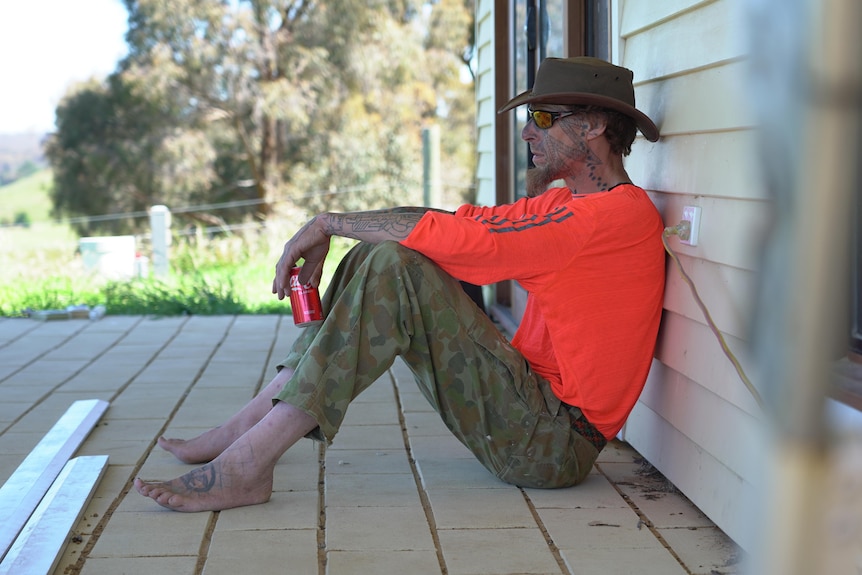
[0,169,79,283]
[0,168,54,224]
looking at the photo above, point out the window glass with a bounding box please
[586,0,610,60]
[512,1,566,200]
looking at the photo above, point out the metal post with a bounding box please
[149,205,171,278]
[422,125,441,207]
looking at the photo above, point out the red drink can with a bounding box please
[289,266,324,326]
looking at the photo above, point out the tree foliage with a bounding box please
[45,0,476,236]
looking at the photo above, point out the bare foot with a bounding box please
[158,427,242,464]
[159,368,295,464]
[137,401,316,512]
[135,444,274,512]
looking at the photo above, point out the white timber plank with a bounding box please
[0,456,109,575]
[0,399,109,559]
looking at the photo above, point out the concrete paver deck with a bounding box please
[0,316,743,575]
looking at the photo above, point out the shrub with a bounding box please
[13,212,31,228]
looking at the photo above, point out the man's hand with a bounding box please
[272,216,331,300]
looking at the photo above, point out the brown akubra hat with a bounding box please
[498,57,659,142]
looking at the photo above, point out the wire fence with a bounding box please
[1,179,476,233]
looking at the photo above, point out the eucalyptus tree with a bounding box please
[46,0,475,235]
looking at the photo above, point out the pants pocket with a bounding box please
[495,416,596,489]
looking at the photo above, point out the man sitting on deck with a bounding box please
[135,57,665,512]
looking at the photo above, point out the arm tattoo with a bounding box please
[327,213,425,241]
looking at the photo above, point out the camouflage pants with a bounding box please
[275,241,599,488]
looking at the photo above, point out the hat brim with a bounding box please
[498,90,660,142]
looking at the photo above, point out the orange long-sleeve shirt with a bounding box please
[400,184,665,438]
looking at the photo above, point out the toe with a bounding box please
[156,490,176,506]
[133,478,151,495]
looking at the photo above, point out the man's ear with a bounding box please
[584,112,608,141]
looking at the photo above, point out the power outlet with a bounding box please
[681,206,701,246]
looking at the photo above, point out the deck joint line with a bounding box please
[317,441,327,575]
[594,462,694,575]
[519,488,572,574]
[389,370,449,575]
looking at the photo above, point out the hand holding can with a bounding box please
[289,266,324,326]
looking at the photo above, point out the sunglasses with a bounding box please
[527,108,577,129]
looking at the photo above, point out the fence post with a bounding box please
[149,205,171,278]
[422,125,441,207]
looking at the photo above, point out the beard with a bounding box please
[525,166,556,197]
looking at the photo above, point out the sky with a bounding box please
[0,0,129,135]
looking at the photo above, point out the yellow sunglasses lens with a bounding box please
[530,110,553,129]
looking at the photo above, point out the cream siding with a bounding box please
[474,0,496,207]
[616,0,768,549]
